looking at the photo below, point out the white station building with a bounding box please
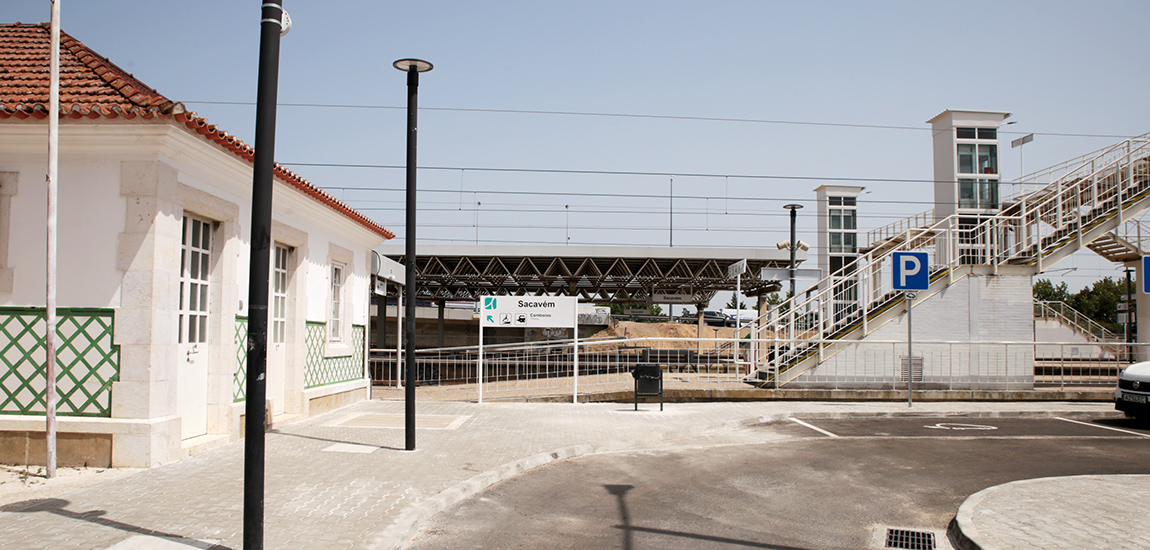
[0,24,392,467]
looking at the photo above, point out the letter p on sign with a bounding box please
[892,252,929,291]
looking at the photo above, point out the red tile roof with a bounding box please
[0,23,394,240]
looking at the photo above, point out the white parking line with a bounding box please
[1054,417,1150,438]
[789,417,840,438]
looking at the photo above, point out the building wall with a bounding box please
[0,121,385,466]
[793,273,1035,388]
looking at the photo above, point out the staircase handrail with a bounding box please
[865,208,935,249]
[1034,300,1121,342]
[1001,131,1150,203]
[1110,218,1150,256]
[1004,136,1150,267]
[755,211,1023,369]
[751,131,1150,385]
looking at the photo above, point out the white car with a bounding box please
[1116,361,1150,420]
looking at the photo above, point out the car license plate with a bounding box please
[1123,393,1148,404]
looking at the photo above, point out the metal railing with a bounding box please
[1001,131,1150,203]
[1034,300,1121,343]
[368,337,1140,401]
[779,338,1137,391]
[1106,217,1150,254]
[752,133,1150,386]
[865,208,934,249]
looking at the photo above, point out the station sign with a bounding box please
[654,293,694,304]
[480,295,577,328]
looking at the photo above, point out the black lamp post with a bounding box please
[783,204,803,298]
[394,58,432,452]
[245,3,288,549]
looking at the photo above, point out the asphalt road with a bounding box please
[406,416,1150,550]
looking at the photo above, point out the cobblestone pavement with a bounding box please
[949,474,1150,550]
[0,399,1124,550]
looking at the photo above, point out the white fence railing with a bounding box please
[368,338,1142,401]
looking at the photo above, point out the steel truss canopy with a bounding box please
[373,244,806,304]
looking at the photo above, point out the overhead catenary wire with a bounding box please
[185,99,1135,139]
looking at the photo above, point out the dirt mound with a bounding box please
[588,321,748,349]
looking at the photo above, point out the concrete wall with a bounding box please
[1034,319,1116,359]
[793,273,1035,389]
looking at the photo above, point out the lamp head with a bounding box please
[777,240,790,250]
[393,59,434,72]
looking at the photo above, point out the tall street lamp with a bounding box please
[394,58,432,452]
[783,204,803,298]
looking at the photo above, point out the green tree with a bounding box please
[1032,279,1070,303]
[1067,277,1127,333]
[725,294,747,310]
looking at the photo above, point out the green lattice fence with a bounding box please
[305,322,365,388]
[234,316,248,402]
[0,307,119,417]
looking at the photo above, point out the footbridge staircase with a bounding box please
[746,132,1150,387]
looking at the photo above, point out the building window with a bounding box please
[330,263,344,340]
[272,245,289,344]
[958,144,998,175]
[179,216,212,344]
[829,208,856,231]
[958,178,999,210]
[956,127,998,176]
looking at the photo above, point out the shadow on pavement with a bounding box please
[267,429,405,451]
[604,483,811,550]
[613,525,815,550]
[10,498,233,549]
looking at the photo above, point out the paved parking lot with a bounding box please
[407,415,1150,550]
[0,400,1138,550]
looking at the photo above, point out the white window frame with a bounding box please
[272,245,289,344]
[329,262,345,341]
[179,215,212,344]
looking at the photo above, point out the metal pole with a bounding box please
[573,304,579,404]
[244,3,284,549]
[403,65,420,452]
[735,274,741,369]
[789,207,798,299]
[1126,268,1134,345]
[45,0,61,480]
[907,292,914,408]
[669,175,674,247]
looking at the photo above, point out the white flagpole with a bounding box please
[45,0,61,479]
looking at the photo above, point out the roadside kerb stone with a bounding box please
[948,475,1150,550]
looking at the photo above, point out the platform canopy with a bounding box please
[373,244,807,305]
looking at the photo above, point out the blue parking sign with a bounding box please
[892,252,929,291]
[1144,256,1150,294]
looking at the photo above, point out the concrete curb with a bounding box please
[371,407,1124,550]
[947,474,1150,550]
[495,388,1116,403]
[366,444,595,550]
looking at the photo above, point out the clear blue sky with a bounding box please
[7,0,1150,296]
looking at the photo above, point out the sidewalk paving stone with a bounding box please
[0,399,1125,550]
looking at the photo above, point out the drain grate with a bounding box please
[885,528,935,550]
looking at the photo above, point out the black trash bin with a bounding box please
[631,363,663,411]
